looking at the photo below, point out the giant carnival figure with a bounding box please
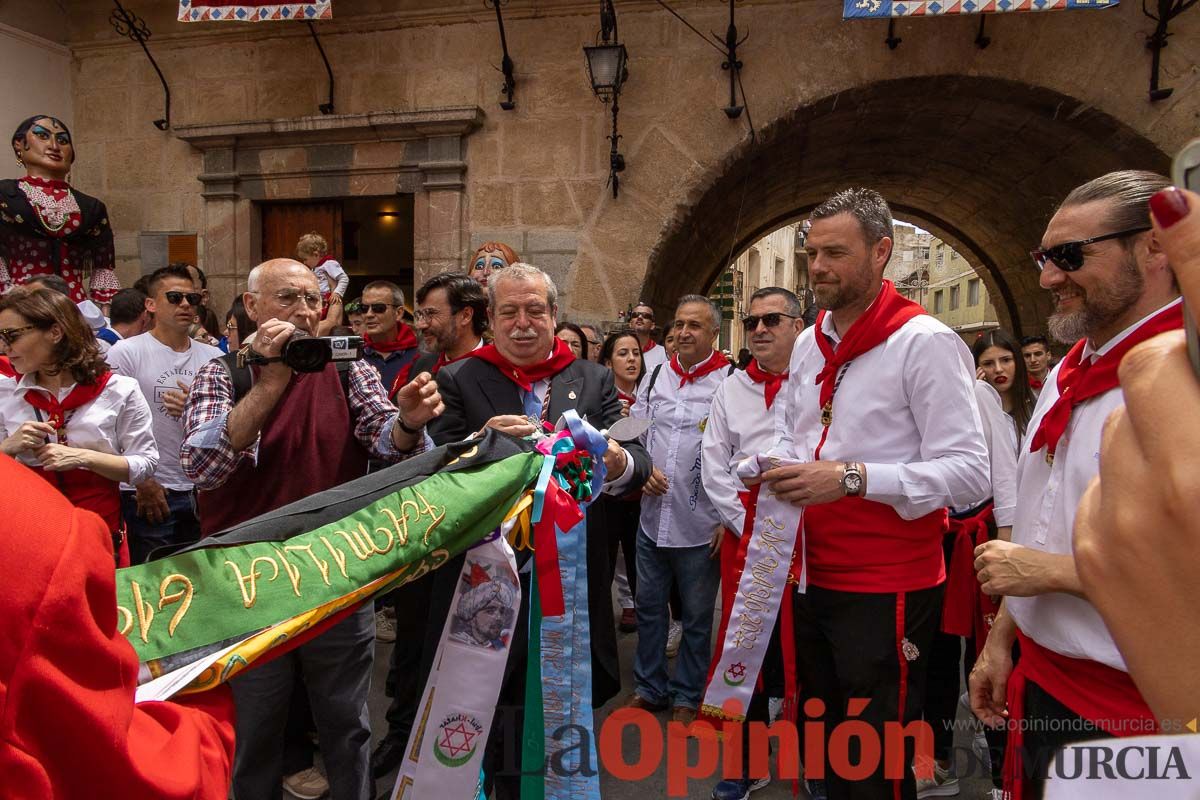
[1,116,119,304]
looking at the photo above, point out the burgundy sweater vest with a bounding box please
[198,364,370,535]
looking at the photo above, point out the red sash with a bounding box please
[668,351,727,388]
[940,503,998,657]
[469,337,576,392]
[1003,631,1157,800]
[744,359,787,409]
[1029,302,1182,459]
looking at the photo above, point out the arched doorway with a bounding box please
[643,75,1169,336]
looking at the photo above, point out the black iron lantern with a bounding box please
[584,0,628,198]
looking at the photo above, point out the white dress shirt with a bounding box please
[972,380,1019,527]
[632,351,728,548]
[0,372,158,484]
[1007,298,1182,671]
[701,367,789,537]
[778,312,990,519]
[641,341,668,375]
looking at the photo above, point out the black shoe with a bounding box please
[371,737,405,779]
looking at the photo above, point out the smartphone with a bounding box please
[1171,138,1200,376]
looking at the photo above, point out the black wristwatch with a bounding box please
[396,415,424,436]
[841,462,864,497]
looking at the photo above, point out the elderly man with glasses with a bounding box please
[179,258,443,800]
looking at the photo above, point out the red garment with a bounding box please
[364,324,418,354]
[744,359,787,409]
[1030,302,1182,459]
[642,339,659,353]
[1003,631,1156,800]
[0,455,235,800]
[197,364,369,535]
[813,281,926,417]
[940,503,998,657]
[667,351,727,387]
[21,370,112,432]
[617,389,636,406]
[0,355,14,378]
[1028,375,1044,391]
[469,337,576,392]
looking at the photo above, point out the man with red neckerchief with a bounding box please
[764,189,989,800]
[628,294,731,725]
[701,286,808,800]
[970,171,1181,800]
[424,262,650,799]
[360,280,420,400]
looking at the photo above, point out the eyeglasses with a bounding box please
[0,325,36,345]
[741,312,799,331]
[364,303,397,315]
[254,289,323,309]
[1029,226,1150,272]
[414,307,443,322]
[225,320,236,332]
[165,291,203,306]
[629,311,654,321]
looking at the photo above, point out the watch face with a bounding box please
[845,473,863,494]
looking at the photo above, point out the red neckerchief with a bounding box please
[315,255,338,269]
[0,356,15,378]
[364,324,418,354]
[668,351,726,388]
[22,371,113,434]
[20,175,71,196]
[643,339,659,352]
[1028,375,1044,390]
[814,281,926,416]
[617,388,636,405]
[744,359,788,409]
[1029,301,1183,460]
[470,336,576,392]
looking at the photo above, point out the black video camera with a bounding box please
[241,332,363,373]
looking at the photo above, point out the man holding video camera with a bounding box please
[180,257,443,800]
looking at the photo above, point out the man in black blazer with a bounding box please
[424,263,650,799]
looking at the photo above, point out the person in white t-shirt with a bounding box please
[107,264,222,564]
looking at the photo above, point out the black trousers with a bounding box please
[1019,679,1109,800]
[793,583,943,800]
[923,534,968,761]
[597,495,640,600]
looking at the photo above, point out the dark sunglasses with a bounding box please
[165,291,203,306]
[741,312,798,331]
[1029,226,1150,273]
[629,311,654,321]
[364,303,396,315]
[0,324,36,345]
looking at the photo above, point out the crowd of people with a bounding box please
[1,110,1198,800]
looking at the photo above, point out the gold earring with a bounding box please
[15,157,24,169]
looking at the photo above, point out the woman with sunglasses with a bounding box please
[920,331,1024,798]
[0,286,156,567]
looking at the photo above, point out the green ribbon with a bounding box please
[115,452,544,664]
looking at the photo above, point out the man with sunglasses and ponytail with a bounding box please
[762,189,989,800]
[970,170,1180,800]
[107,263,221,564]
[630,301,669,374]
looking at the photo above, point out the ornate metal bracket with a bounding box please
[485,0,517,110]
[975,16,991,49]
[885,18,902,50]
[607,93,625,199]
[1143,0,1197,102]
[307,22,335,114]
[109,0,170,130]
[715,0,748,119]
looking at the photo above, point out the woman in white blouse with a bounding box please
[0,286,156,566]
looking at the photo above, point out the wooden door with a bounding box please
[261,201,343,262]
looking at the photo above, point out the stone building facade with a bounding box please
[6,0,1198,332]
[710,222,809,352]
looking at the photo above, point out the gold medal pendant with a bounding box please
[821,402,833,427]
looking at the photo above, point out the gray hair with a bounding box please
[675,294,722,331]
[1060,170,1171,236]
[363,280,406,308]
[748,286,802,317]
[810,188,894,245]
[488,262,559,309]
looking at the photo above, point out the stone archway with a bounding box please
[642,75,1169,336]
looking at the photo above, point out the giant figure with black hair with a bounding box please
[0,115,119,304]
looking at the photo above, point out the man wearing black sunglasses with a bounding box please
[629,301,668,374]
[107,263,223,565]
[971,171,1182,800]
[361,280,420,402]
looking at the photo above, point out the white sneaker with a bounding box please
[915,761,959,798]
[989,789,1007,800]
[375,610,397,643]
[666,619,683,658]
[283,766,329,799]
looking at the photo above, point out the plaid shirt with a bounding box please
[181,359,428,490]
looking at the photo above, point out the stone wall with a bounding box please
[63,0,1200,330]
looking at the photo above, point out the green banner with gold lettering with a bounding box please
[116,433,543,672]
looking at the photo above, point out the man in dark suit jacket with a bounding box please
[424,263,650,799]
